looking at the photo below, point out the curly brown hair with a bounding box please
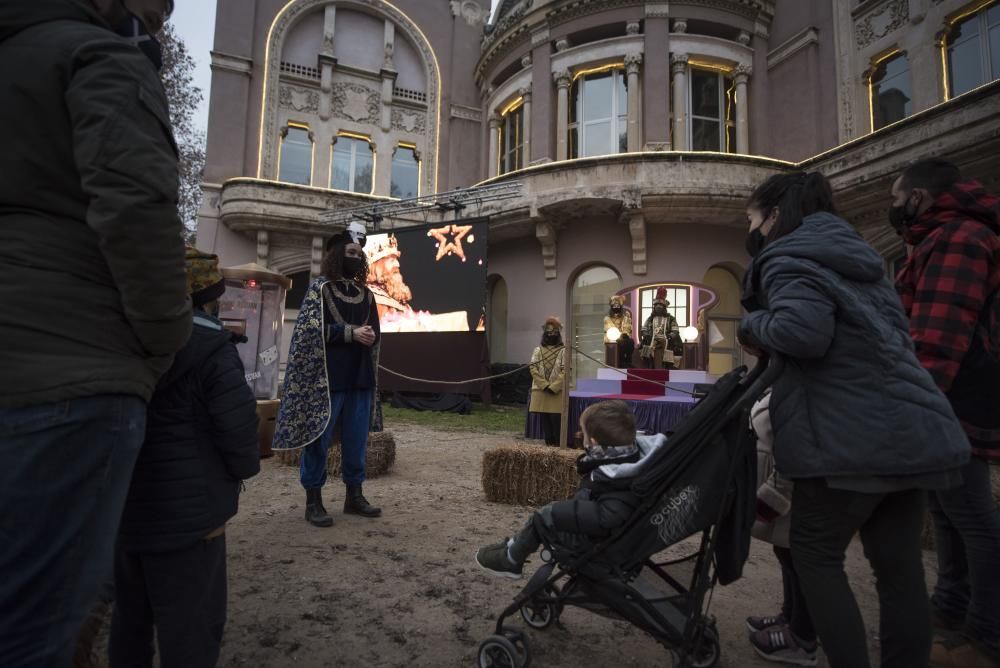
[321,239,369,284]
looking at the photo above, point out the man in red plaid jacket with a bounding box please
[891,158,1000,668]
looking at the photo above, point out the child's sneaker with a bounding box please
[746,613,787,633]
[749,625,818,666]
[475,540,522,579]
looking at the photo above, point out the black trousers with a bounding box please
[790,480,929,668]
[774,545,816,643]
[617,335,635,368]
[109,534,227,668]
[538,413,561,446]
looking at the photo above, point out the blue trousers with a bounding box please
[0,395,146,667]
[300,390,372,489]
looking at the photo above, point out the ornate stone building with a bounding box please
[197,0,1000,382]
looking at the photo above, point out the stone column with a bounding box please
[733,64,752,154]
[554,69,571,161]
[529,28,553,164]
[642,5,671,150]
[520,87,532,167]
[380,20,396,132]
[625,54,643,152]
[318,6,337,121]
[671,53,689,151]
[488,114,500,176]
[256,230,269,267]
[310,235,325,278]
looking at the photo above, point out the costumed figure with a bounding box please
[640,287,682,369]
[529,317,566,446]
[603,295,634,368]
[365,233,412,321]
[273,221,384,528]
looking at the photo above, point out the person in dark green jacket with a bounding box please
[739,171,969,668]
[0,0,190,665]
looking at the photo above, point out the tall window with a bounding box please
[569,67,628,158]
[498,102,524,174]
[278,123,313,185]
[390,144,419,199]
[639,286,690,327]
[331,133,374,194]
[571,265,622,387]
[870,52,912,129]
[945,3,1000,98]
[689,68,735,152]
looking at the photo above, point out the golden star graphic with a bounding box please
[427,224,473,262]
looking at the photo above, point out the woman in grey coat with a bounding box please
[739,171,970,668]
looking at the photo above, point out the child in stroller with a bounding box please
[476,400,665,578]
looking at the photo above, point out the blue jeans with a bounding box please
[300,390,372,489]
[0,395,146,667]
[930,457,1000,656]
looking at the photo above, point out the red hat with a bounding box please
[653,287,670,307]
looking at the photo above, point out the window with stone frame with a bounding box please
[390,144,419,199]
[639,286,690,328]
[870,52,912,129]
[688,68,736,152]
[498,101,524,175]
[330,133,374,194]
[945,3,1000,98]
[569,67,628,158]
[278,123,313,185]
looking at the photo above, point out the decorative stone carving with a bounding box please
[482,0,531,50]
[733,63,753,81]
[645,3,670,18]
[628,213,647,275]
[738,30,751,45]
[260,0,440,194]
[670,52,689,74]
[673,19,688,33]
[521,53,532,69]
[535,219,557,280]
[854,0,908,48]
[450,0,486,26]
[256,230,270,267]
[625,53,643,76]
[391,108,427,133]
[331,83,380,123]
[518,85,532,100]
[383,41,394,69]
[450,104,482,122]
[626,21,641,35]
[553,68,571,88]
[644,141,670,151]
[530,27,550,46]
[310,236,324,277]
[555,38,571,52]
[279,84,320,113]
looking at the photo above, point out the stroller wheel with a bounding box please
[478,634,528,668]
[685,625,720,668]
[519,586,560,630]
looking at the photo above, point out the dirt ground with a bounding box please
[214,423,937,668]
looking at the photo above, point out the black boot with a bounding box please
[344,484,381,518]
[304,488,333,527]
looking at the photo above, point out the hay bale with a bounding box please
[482,444,580,506]
[274,431,396,478]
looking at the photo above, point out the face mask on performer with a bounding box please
[543,329,560,345]
[653,304,666,317]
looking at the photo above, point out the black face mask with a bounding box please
[610,305,622,314]
[888,195,921,236]
[543,333,560,345]
[114,7,163,71]
[342,256,364,277]
[745,228,767,258]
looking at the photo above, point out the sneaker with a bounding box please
[475,540,523,579]
[750,625,818,667]
[746,613,788,633]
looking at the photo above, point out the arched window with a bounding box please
[488,275,508,363]
[869,52,912,130]
[944,3,1000,99]
[689,68,736,152]
[331,133,374,194]
[571,265,622,386]
[569,66,628,158]
[702,266,744,375]
[639,285,690,328]
[390,144,419,198]
[498,99,525,174]
[278,123,313,185]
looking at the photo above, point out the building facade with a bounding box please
[197,0,1000,384]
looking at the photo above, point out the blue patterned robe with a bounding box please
[272,278,382,451]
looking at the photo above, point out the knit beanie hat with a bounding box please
[184,245,226,307]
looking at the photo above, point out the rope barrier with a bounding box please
[375,344,699,396]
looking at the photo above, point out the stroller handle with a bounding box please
[725,355,784,420]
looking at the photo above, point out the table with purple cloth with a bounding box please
[524,393,696,442]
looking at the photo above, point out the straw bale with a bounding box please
[482,444,580,506]
[274,431,396,478]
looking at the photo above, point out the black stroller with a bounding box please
[477,360,782,668]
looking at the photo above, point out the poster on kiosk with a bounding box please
[219,264,292,400]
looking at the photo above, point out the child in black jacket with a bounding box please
[476,400,666,578]
[109,247,260,668]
